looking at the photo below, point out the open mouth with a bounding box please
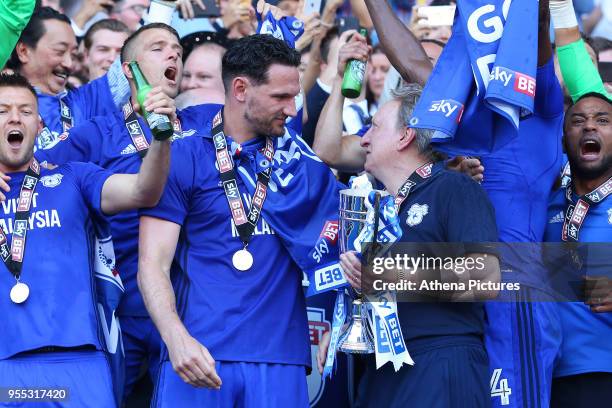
[52,70,69,82]
[580,138,602,160]
[164,67,177,82]
[7,130,24,149]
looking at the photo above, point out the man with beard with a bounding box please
[138,34,315,407]
[544,93,612,407]
[31,23,220,404]
[0,72,171,407]
[6,7,131,150]
[544,1,612,406]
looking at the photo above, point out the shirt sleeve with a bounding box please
[557,39,611,103]
[533,57,564,118]
[34,119,101,165]
[445,174,499,254]
[139,139,196,226]
[0,0,35,68]
[68,162,114,218]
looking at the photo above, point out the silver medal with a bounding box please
[232,249,253,271]
[10,282,29,304]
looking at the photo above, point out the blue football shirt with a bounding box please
[0,162,112,359]
[395,163,499,342]
[34,104,220,317]
[140,135,311,366]
[545,187,612,377]
[480,57,564,288]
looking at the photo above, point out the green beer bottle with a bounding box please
[341,28,368,99]
[128,61,174,141]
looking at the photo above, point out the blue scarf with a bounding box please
[409,0,538,155]
[256,7,304,48]
[92,218,125,406]
[232,129,348,296]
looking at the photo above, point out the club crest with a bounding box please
[406,203,428,227]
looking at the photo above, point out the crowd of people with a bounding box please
[0,0,610,407]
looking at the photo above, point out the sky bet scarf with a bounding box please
[409,0,538,155]
[234,130,348,296]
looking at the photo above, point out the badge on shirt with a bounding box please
[406,203,429,227]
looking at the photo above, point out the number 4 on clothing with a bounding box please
[490,368,512,406]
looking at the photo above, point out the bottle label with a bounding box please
[146,112,171,129]
[350,61,366,83]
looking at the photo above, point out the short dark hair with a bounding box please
[320,27,339,64]
[84,19,130,51]
[0,73,38,102]
[120,23,181,63]
[7,7,72,70]
[221,34,300,90]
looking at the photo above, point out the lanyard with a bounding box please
[0,160,41,282]
[40,99,73,139]
[562,176,612,241]
[211,109,274,250]
[121,102,183,157]
[394,162,434,211]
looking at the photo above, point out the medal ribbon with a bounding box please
[394,162,434,211]
[39,98,73,140]
[562,176,612,242]
[211,109,274,249]
[121,102,182,158]
[0,160,41,283]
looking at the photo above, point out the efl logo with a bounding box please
[429,99,464,122]
[122,103,133,119]
[319,221,339,244]
[416,163,433,178]
[513,72,536,98]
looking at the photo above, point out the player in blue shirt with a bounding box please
[6,7,130,150]
[0,72,171,407]
[329,84,500,407]
[31,22,222,403]
[544,93,612,407]
[139,35,314,407]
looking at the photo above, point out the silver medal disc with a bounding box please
[232,249,253,271]
[10,282,29,304]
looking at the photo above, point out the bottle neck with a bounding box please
[128,62,150,90]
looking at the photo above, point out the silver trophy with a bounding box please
[337,188,385,354]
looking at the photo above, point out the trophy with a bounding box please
[337,188,385,354]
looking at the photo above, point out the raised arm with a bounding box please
[313,31,369,172]
[100,88,174,214]
[538,0,553,66]
[550,0,609,101]
[138,216,222,389]
[0,0,35,69]
[363,0,432,85]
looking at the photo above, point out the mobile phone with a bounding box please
[336,16,360,34]
[178,0,221,19]
[303,0,323,16]
[417,5,456,27]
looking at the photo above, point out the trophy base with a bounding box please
[338,299,375,354]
